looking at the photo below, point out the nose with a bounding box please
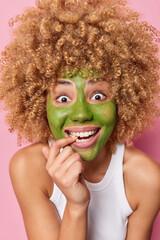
[70,101,93,123]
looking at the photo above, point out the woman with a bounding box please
[0,0,159,239]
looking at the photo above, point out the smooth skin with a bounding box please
[9,71,160,240]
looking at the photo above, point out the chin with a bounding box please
[72,147,99,162]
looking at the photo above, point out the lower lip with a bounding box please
[71,129,101,150]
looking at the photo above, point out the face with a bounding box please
[47,69,116,161]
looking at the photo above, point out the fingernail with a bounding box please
[69,136,77,139]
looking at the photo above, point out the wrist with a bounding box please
[66,200,89,217]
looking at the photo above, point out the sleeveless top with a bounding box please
[49,144,133,240]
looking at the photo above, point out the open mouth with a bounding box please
[64,126,101,149]
[65,128,100,142]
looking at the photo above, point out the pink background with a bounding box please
[0,0,159,239]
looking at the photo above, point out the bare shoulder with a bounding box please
[124,145,160,188]
[123,145,160,211]
[9,143,53,198]
[9,144,61,239]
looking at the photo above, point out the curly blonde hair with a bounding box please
[0,0,160,149]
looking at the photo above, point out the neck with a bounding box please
[83,144,112,183]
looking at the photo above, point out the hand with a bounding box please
[42,137,90,208]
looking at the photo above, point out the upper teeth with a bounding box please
[69,130,96,137]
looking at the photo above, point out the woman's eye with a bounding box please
[91,93,106,101]
[56,95,71,103]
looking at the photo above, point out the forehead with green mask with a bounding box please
[47,69,116,161]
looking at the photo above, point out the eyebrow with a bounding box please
[56,77,107,85]
[87,77,107,85]
[56,80,73,85]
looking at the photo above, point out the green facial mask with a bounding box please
[47,69,116,161]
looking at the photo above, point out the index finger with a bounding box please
[47,136,77,165]
[52,136,77,149]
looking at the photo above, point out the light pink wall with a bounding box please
[0,0,159,239]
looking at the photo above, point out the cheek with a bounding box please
[47,94,71,138]
[90,102,117,126]
[47,105,70,135]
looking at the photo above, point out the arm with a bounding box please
[43,137,90,240]
[126,180,160,240]
[59,202,88,240]
[9,142,89,240]
[124,147,160,240]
